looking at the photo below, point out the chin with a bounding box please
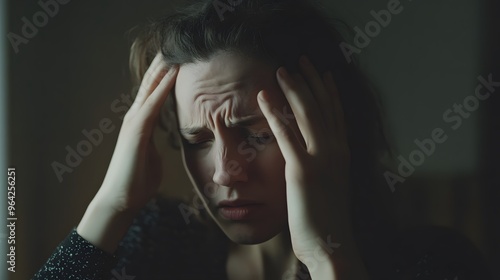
[202,203,288,244]
[215,217,286,245]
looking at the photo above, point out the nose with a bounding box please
[212,134,249,187]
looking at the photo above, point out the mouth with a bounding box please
[217,200,264,221]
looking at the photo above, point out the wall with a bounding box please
[5,0,497,279]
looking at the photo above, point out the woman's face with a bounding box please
[175,51,290,244]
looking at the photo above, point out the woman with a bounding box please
[33,0,490,279]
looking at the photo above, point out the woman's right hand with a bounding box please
[77,53,179,253]
[96,52,178,213]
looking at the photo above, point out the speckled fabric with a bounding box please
[31,228,117,279]
[32,195,492,280]
[32,195,229,280]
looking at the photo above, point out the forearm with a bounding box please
[77,197,139,254]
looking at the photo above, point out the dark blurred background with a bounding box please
[2,0,499,279]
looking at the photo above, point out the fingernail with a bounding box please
[258,90,267,102]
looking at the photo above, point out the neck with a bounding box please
[227,230,300,279]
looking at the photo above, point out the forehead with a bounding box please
[174,52,277,126]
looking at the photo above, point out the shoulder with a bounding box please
[388,226,492,280]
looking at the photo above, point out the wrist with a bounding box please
[77,198,139,254]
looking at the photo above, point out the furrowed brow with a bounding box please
[179,115,265,135]
[227,115,266,128]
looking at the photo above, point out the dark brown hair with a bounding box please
[129,0,397,263]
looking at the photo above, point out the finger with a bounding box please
[276,67,324,155]
[130,53,168,113]
[323,71,346,137]
[257,90,304,164]
[299,55,335,129]
[136,65,179,132]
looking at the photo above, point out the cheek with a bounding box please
[181,147,212,185]
[181,148,220,208]
[252,145,288,219]
[251,144,286,190]
[255,145,284,174]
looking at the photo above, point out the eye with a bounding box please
[181,137,213,148]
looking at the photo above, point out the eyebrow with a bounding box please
[179,115,266,135]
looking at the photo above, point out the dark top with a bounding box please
[32,195,492,280]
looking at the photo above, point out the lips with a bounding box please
[217,200,263,221]
[217,199,262,208]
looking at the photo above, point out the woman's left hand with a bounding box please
[257,56,364,278]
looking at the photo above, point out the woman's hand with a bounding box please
[257,56,368,279]
[96,53,178,212]
[77,53,179,253]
